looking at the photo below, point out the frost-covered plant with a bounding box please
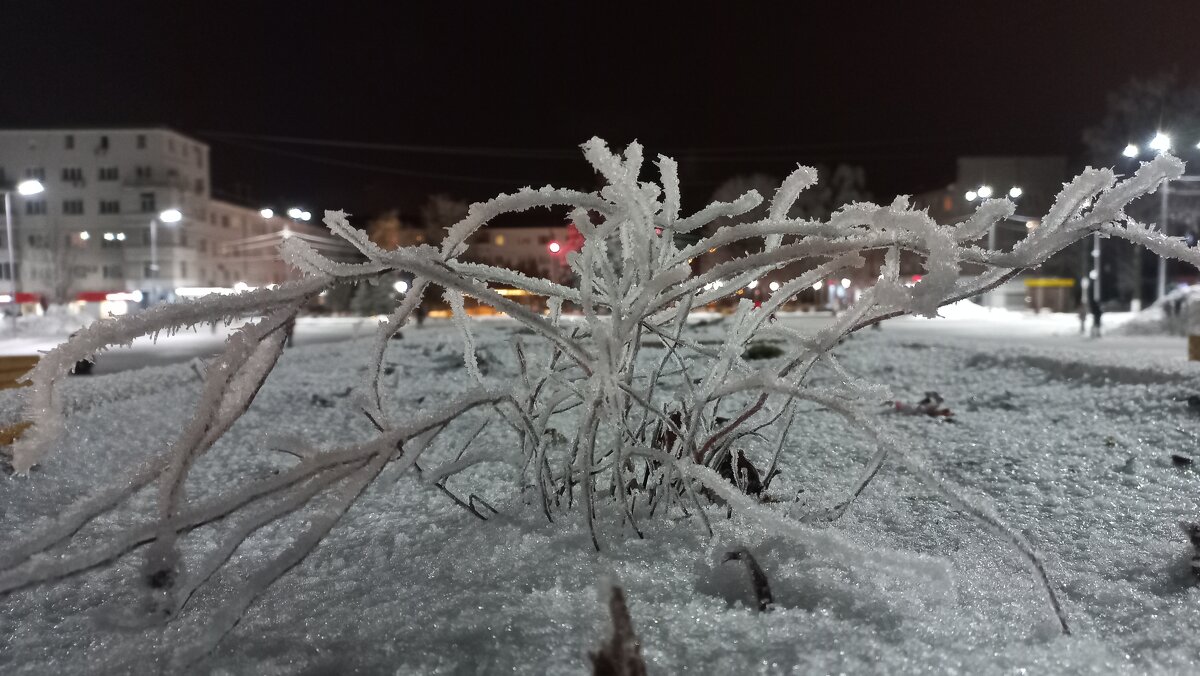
[4,138,1199,659]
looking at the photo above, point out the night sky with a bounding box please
[3,1,1198,219]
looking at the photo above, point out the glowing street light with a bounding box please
[287,207,303,219]
[976,185,993,199]
[1149,132,1171,152]
[260,208,274,219]
[16,179,45,196]
[79,231,90,241]
[1122,144,1139,158]
[768,281,780,292]
[3,179,48,307]
[812,281,823,291]
[965,190,978,202]
[103,232,115,241]
[840,278,852,289]
[547,241,562,253]
[1008,186,1023,199]
[300,211,311,221]
[747,280,758,289]
[115,232,126,241]
[149,207,183,301]
[393,280,409,294]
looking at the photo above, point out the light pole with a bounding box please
[149,208,182,303]
[1122,133,1200,300]
[1,179,46,311]
[965,184,1023,308]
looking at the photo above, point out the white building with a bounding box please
[0,127,344,311]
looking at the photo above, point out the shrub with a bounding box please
[4,138,1197,664]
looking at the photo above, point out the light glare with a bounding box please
[16,179,45,196]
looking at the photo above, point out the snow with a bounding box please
[1116,284,1200,336]
[3,318,1199,673]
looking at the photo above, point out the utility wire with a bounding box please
[207,136,563,186]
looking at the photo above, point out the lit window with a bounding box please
[494,234,505,246]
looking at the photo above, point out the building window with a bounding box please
[24,200,46,216]
[98,167,119,181]
[103,265,122,279]
[65,134,74,150]
[0,263,14,280]
[135,166,151,179]
[99,200,121,215]
[137,134,147,149]
[196,147,204,168]
[99,135,109,151]
[194,178,205,194]
[198,238,207,253]
[221,215,230,228]
[24,167,45,180]
[140,192,156,213]
[494,234,506,246]
[168,138,176,153]
[143,262,154,278]
[63,199,84,216]
[179,232,188,247]
[62,167,83,182]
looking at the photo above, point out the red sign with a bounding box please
[565,223,584,252]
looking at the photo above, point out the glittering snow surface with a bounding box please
[3,318,1199,674]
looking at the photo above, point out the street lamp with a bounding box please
[260,208,274,219]
[287,207,303,219]
[964,182,1024,307]
[1149,132,1171,153]
[2,179,45,308]
[149,208,183,303]
[1121,134,1200,300]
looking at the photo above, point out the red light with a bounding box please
[911,275,922,283]
[548,241,561,253]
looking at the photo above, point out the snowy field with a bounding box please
[3,316,1200,674]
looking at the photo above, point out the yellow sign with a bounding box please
[1024,278,1075,288]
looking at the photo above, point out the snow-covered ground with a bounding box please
[3,316,1200,674]
[0,316,387,375]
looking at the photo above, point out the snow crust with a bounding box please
[3,322,1199,674]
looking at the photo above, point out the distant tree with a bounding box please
[1082,73,1200,304]
[24,219,81,305]
[366,210,406,251]
[349,278,397,316]
[421,194,469,233]
[704,166,871,284]
[1082,73,1200,167]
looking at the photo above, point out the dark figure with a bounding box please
[415,304,426,327]
[1088,293,1103,338]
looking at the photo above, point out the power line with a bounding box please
[199,129,1050,161]
[207,136,559,186]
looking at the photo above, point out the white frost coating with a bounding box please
[444,288,481,382]
[5,138,1198,665]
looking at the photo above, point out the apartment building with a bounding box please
[0,128,337,310]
